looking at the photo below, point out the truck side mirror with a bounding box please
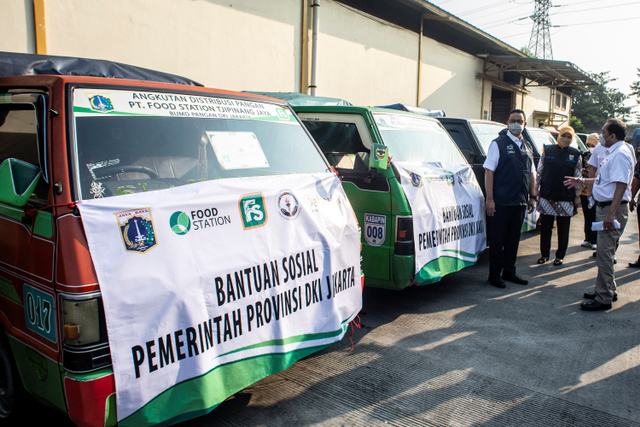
[369,144,388,171]
[0,158,42,207]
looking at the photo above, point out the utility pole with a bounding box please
[527,0,553,59]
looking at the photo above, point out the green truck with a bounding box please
[288,103,487,290]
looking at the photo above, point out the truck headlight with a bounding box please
[63,298,101,346]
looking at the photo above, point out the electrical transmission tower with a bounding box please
[527,0,553,59]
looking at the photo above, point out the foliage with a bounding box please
[571,71,631,125]
[520,47,537,59]
[631,68,640,123]
[630,68,640,102]
[570,116,586,133]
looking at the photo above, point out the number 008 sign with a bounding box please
[364,213,386,247]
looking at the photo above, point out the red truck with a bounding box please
[0,52,362,426]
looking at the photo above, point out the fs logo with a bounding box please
[444,171,455,186]
[239,192,268,230]
[169,211,191,235]
[276,108,290,120]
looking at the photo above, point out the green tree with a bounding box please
[630,68,640,102]
[570,116,586,133]
[520,47,537,59]
[571,71,631,125]
[631,68,640,123]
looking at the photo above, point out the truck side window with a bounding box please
[0,105,48,200]
[303,121,368,171]
[443,125,475,163]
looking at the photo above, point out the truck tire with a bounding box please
[0,333,17,419]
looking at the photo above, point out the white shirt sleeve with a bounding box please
[483,140,499,172]
[608,150,634,185]
[588,144,602,168]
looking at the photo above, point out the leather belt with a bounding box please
[596,200,628,208]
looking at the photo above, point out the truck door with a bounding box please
[439,122,486,195]
[0,93,65,411]
[298,113,392,283]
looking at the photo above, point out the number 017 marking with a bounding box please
[23,284,57,343]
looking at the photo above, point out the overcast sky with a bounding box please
[429,0,640,117]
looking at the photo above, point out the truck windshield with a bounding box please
[526,127,555,155]
[72,89,328,200]
[373,113,466,164]
[469,122,505,155]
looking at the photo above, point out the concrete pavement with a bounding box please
[17,209,640,426]
[205,210,640,426]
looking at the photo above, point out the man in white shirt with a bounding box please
[483,109,537,288]
[564,118,634,310]
[586,130,636,260]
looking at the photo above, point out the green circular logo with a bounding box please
[170,211,191,235]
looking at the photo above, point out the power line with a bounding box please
[498,14,640,39]
[481,0,637,29]
[458,0,515,17]
[477,10,533,27]
[554,14,640,26]
[553,0,616,8]
[550,0,640,16]
[467,2,530,22]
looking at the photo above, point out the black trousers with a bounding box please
[580,195,597,244]
[488,204,525,279]
[539,214,571,260]
[637,205,640,250]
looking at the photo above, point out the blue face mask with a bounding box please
[598,134,606,145]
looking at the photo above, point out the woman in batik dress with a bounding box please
[536,126,582,266]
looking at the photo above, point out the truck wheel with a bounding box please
[0,334,16,419]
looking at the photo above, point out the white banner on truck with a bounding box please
[74,88,297,123]
[77,173,361,423]
[394,161,487,276]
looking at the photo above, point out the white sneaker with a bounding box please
[591,244,596,250]
[581,240,591,247]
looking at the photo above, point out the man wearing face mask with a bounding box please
[484,109,537,288]
[535,126,582,266]
[586,129,636,261]
[564,118,635,310]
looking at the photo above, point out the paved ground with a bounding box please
[15,209,640,426]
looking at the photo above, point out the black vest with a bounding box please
[493,134,533,206]
[539,144,581,202]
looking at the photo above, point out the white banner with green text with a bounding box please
[77,173,361,426]
[394,161,486,284]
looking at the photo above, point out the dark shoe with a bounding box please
[592,251,596,258]
[614,258,617,264]
[488,276,506,288]
[553,258,563,266]
[629,257,640,267]
[580,300,612,311]
[502,273,528,285]
[584,291,618,302]
[537,257,548,264]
